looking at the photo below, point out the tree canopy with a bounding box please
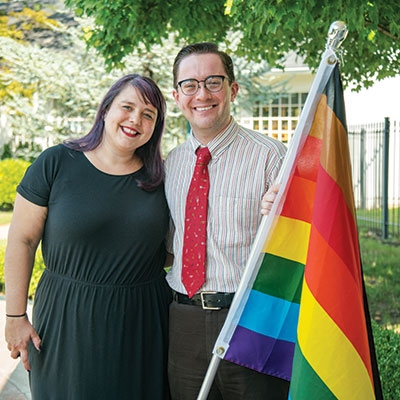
[1,2,280,159]
[64,0,400,90]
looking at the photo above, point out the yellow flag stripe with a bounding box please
[298,283,375,399]
[263,216,310,265]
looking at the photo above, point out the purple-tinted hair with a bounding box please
[64,74,166,191]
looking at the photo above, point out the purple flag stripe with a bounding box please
[225,325,295,381]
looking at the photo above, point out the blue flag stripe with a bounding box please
[238,289,300,342]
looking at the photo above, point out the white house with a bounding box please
[238,53,399,139]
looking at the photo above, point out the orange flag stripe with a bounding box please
[318,95,357,217]
[281,174,316,223]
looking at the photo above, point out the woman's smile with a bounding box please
[121,125,140,138]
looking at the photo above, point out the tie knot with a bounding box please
[196,147,211,166]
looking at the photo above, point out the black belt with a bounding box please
[173,291,235,310]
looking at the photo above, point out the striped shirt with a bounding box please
[165,118,287,294]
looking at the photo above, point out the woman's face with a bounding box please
[103,85,158,155]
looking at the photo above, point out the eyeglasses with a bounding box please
[177,75,228,96]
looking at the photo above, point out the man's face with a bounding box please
[172,53,239,144]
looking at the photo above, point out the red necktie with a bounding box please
[182,147,212,298]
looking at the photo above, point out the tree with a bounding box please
[0,33,117,159]
[0,3,280,159]
[64,0,400,90]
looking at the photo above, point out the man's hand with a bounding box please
[261,184,280,215]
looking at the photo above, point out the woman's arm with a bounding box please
[4,193,48,370]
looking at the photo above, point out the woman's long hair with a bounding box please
[64,74,166,191]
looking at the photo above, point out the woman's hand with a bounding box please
[4,193,46,371]
[261,184,280,215]
[5,316,41,371]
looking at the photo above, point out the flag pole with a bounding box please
[196,21,348,400]
[197,354,221,399]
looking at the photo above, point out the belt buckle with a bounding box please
[200,291,221,310]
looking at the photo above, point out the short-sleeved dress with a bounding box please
[17,144,172,400]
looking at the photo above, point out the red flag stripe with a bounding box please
[312,167,362,283]
[293,135,322,182]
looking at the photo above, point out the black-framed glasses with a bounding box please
[177,75,228,96]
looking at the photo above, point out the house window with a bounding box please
[249,92,308,144]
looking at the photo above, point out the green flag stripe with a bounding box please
[254,253,304,303]
[289,342,336,400]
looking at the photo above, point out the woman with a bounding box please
[4,74,172,399]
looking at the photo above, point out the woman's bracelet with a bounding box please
[6,312,27,318]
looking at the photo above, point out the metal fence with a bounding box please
[348,118,400,241]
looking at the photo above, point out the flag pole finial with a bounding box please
[326,21,348,52]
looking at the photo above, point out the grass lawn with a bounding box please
[357,207,400,241]
[360,231,400,330]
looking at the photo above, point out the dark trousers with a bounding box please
[168,301,289,400]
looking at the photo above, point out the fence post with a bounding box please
[382,117,390,240]
[360,128,366,209]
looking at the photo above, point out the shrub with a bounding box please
[372,319,400,399]
[0,242,45,298]
[29,246,45,298]
[0,243,4,293]
[0,158,31,210]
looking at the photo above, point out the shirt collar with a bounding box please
[188,118,239,158]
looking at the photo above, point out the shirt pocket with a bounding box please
[211,196,260,249]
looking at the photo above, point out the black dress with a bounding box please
[17,144,171,400]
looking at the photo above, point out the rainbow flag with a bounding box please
[210,58,382,398]
[288,64,382,399]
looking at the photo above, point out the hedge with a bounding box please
[0,242,44,298]
[0,158,31,210]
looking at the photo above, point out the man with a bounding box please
[164,42,289,399]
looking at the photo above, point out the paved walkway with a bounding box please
[0,296,32,400]
[0,224,9,240]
